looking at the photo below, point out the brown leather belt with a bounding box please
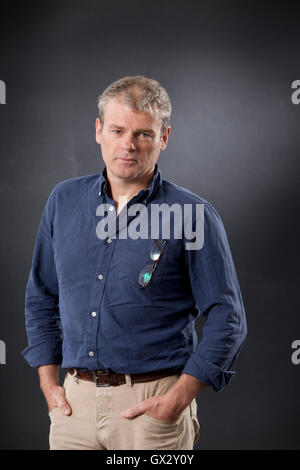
[68,368,180,387]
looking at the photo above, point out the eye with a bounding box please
[139,132,151,138]
[112,130,121,134]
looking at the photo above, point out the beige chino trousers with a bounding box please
[49,370,200,450]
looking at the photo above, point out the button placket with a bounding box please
[87,221,116,366]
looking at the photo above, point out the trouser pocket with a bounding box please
[189,398,200,446]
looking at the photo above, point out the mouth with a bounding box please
[117,157,137,164]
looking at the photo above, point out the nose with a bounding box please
[120,134,136,152]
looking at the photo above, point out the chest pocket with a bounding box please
[109,238,170,289]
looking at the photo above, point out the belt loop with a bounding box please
[71,368,79,384]
[125,374,132,387]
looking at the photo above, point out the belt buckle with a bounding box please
[93,370,111,387]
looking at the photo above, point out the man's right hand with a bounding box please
[43,384,72,415]
[38,364,72,416]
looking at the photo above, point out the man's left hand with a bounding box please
[122,373,206,423]
[122,393,184,423]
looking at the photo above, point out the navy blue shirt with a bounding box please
[21,164,247,392]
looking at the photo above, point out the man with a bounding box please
[22,75,247,450]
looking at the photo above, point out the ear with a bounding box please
[160,126,171,151]
[95,118,103,145]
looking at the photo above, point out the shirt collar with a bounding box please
[98,163,162,203]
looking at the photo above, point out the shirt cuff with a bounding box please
[181,353,236,392]
[21,340,62,367]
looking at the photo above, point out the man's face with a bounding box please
[95,98,170,182]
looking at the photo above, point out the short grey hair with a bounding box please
[97,75,172,134]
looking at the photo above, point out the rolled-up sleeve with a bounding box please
[181,202,247,392]
[21,188,62,367]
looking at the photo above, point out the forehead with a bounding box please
[103,98,161,130]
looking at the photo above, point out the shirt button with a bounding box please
[91,311,97,317]
[98,274,104,280]
[109,206,114,212]
[88,351,94,357]
[107,238,112,244]
[98,191,102,196]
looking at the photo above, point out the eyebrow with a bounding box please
[135,128,155,135]
[108,124,125,130]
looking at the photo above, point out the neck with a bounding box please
[105,166,156,214]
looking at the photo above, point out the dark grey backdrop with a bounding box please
[0,0,299,450]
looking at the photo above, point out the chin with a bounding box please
[113,167,139,179]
